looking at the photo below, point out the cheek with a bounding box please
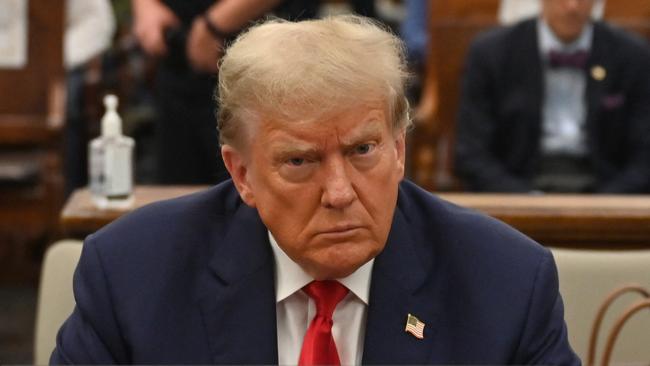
[255,182,321,236]
[356,167,400,225]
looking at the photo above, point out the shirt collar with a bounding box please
[538,17,593,56]
[268,231,374,305]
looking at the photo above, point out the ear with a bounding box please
[394,131,406,179]
[221,145,256,207]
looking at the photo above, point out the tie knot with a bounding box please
[548,49,589,70]
[303,280,349,318]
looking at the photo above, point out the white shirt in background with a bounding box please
[537,18,593,156]
[65,0,115,70]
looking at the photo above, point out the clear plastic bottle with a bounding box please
[89,95,135,209]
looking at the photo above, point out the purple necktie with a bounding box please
[548,50,589,69]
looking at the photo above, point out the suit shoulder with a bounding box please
[398,180,548,269]
[466,18,538,75]
[470,18,536,53]
[87,180,243,255]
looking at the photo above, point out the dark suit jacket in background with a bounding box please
[455,18,650,193]
[51,180,580,365]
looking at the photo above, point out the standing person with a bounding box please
[64,0,116,196]
[455,0,650,193]
[400,0,429,70]
[131,0,286,184]
[52,16,579,365]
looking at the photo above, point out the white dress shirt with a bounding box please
[538,18,593,157]
[65,0,115,70]
[269,233,374,366]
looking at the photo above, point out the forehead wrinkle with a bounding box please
[261,107,387,150]
[269,138,319,156]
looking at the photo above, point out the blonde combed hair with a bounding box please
[217,15,411,147]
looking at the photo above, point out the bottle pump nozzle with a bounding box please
[101,94,122,137]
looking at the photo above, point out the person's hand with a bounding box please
[132,0,180,56]
[186,16,223,74]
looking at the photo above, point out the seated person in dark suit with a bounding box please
[455,0,650,193]
[51,16,579,365]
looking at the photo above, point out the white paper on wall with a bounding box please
[0,0,28,69]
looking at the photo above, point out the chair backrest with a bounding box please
[412,18,497,190]
[0,0,65,141]
[0,0,65,271]
[34,240,83,365]
[430,0,499,22]
[603,0,650,41]
[551,248,650,364]
[410,0,500,190]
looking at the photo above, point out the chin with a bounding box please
[310,264,359,281]
[304,244,381,280]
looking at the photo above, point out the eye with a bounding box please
[354,143,375,155]
[287,157,305,166]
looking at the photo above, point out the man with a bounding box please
[51,16,579,365]
[455,0,650,193]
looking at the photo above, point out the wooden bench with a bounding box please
[61,186,650,249]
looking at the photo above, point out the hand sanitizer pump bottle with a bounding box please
[89,95,135,209]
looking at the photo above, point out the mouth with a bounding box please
[318,224,364,237]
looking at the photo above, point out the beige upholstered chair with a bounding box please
[34,240,83,365]
[551,248,650,365]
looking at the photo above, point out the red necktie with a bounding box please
[298,280,349,366]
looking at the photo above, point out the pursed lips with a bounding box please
[318,224,364,235]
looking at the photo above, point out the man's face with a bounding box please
[542,0,595,43]
[222,104,405,280]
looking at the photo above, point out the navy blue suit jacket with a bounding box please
[52,180,580,364]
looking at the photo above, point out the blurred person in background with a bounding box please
[455,0,650,193]
[400,0,428,72]
[132,0,384,186]
[64,0,115,196]
[131,0,298,185]
[399,0,429,105]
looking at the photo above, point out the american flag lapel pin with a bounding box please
[405,313,425,339]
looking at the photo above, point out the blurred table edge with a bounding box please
[60,185,208,239]
[60,186,650,248]
[438,193,650,247]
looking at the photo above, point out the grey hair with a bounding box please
[217,15,411,148]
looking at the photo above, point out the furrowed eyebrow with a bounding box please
[340,121,384,149]
[271,143,320,160]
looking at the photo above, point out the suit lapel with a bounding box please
[197,203,278,364]
[362,202,442,364]
[584,22,610,154]
[522,20,545,142]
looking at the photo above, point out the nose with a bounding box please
[566,0,581,11]
[321,157,357,209]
